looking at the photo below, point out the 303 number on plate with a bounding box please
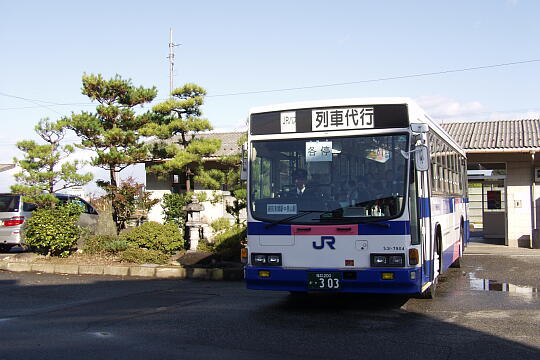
[308,272,341,290]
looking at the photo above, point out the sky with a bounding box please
[1,0,539,193]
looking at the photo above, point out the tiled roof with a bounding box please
[0,164,14,173]
[161,132,245,157]
[442,119,540,151]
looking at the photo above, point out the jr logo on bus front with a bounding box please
[313,236,336,250]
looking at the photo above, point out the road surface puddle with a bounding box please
[469,273,538,298]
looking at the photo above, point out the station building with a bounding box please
[443,119,540,248]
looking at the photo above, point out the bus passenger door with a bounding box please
[415,151,436,284]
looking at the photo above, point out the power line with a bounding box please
[207,58,540,97]
[1,58,539,109]
[0,91,71,115]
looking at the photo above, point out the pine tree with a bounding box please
[64,73,157,228]
[143,83,222,192]
[221,133,247,224]
[11,118,93,207]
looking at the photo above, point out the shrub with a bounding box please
[210,217,232,234]
[83,235,131,255]
[24,204,82,257]
[119,221,183,254]
[118,247,169,264]
[104,239,132,254]
[161,193,188,227]
[83,234,117,254]
[196,239,215,253]
[98,178,159,234]
[210,225,246,261]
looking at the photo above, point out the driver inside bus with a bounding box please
[292,169,309,197]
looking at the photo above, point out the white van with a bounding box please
[0,193,99,252]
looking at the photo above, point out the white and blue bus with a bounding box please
[242,98,468,298]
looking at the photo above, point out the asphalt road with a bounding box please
[0,246,538,360]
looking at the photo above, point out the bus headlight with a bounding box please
[371,254,405,267]
[253,254,267,265]
[268,255,281,264]
[251,253,282,266]
[373,255,387,266]
[389,255,404,266]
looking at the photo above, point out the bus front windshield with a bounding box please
[249,134,409,224]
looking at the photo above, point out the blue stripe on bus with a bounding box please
[248,222,291,235]
[358,221,410,235]
[418,197,431,218]
[464,219,470,246]
[248,221,410,235]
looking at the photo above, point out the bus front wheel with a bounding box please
[419,278,437,299]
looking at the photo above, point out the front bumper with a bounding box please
[245,267,422,294]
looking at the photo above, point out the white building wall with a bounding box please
[147,190,171,223]
[506,161,533,247]
[145,171,171,224]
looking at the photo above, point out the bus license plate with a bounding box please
[308,272,341,290]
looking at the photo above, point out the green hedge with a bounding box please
[119,221,183,254]
[198,225,246,261]
[118,247,169,264]
[24,204,82,257]
[83,235,131,255]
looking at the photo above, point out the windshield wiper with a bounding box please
[265,210,328,229]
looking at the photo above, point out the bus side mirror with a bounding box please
[415,145,429,172]
[240,142,248,181]
[410,123,428,133]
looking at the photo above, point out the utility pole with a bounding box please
[167,28,180,97]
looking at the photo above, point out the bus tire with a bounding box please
[419,278,437,299]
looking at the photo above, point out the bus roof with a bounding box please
[248,97,414,115]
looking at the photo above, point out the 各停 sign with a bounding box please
[306,141,333,162]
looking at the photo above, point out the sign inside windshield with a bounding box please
[312,107,374,131]
[306,141,333,162]
[366,148,391,163]
[267,203,297,215]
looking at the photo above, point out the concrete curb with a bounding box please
[0,260,243,281]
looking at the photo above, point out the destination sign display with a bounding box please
[250,104,408,135]
[312,107,374,131]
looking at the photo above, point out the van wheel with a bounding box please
[0,244,13,253]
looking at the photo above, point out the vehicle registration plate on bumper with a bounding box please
[307,272,341,290]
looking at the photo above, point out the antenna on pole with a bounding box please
[167,28,181,97]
